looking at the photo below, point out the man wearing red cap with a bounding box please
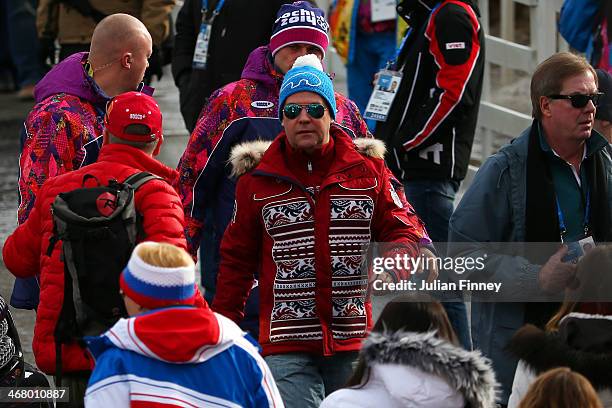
[13,13,154,312]
[3,91,204,404]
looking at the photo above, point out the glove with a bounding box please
[143,45,164,85]
[38,36,56,71]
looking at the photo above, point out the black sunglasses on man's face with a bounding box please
[283,103,327,120]
[547,92,603,109]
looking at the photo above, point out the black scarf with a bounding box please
[525,121,611,246]
[524,121,611,326]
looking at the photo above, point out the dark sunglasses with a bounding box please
[283,103,327,120]
[548,92,603,108]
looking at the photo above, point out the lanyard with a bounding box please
[386,27,412,70]
[555,187,590,242]
[201,0,226,22]
[388,2,442,70]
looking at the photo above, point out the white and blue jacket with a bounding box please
[85,306,283,407]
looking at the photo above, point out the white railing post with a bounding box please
[500,0,516,84]
[473,0,566,169]
[532,0,558,63]
[479,0,491,100]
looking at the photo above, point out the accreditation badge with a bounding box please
[364,70,402,122]
[192,23,212,70]
[371,0,396,22]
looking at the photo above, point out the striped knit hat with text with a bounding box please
[269,1,330,57]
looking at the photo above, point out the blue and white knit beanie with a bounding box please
[278,54,336,120]
[119,242,196,309]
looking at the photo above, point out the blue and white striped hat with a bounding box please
[119,242,196,309]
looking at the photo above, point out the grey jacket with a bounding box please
[448,122,612,403]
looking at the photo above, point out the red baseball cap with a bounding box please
[104,91,162,142]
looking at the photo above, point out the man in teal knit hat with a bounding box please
[213,54,431,407]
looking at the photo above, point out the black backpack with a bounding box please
[48,172,161,382]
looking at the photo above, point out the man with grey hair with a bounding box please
[13,13,153,311]
[449,52,612,404]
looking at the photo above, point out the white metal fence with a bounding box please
[473,0,568,163]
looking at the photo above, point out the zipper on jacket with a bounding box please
[307,160,313,174]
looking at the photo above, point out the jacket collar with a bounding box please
[240,46,283,91]
[34,52,110,111]
[97,144,179,184]
[229,124,385,179]
[363,331,498,407]
[502,121,609,162]
[229,137,386,177]
[538,122,609,160]
[255,127,375,193]
[87,307,245,365]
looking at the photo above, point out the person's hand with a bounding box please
[372,72,380,87]
[538,245,577,293]
[415,247,439,283]
[371,246,437,290]
[39,36,56,70]
[371,270,395,297]
[376,271,395,284]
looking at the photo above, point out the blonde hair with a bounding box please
[518,367,602,408]
[135,242,194,269]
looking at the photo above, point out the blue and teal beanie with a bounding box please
[278,54,336,120]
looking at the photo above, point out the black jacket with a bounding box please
[376,0,485,182]
[171,0,290,132]
[508,313,612,393]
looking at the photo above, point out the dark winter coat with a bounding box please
[376,0,485,182]
[37,0,175,46]
[508,313,612,407]
[171,0,291,132]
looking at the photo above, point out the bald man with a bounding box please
[11,14,153,311]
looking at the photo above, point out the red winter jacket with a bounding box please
[213,126,428,357]
[3,144,204,374]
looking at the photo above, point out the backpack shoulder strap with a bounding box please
[123,171,164,190]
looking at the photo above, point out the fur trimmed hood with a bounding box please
[508,313,612,390]
[363,331,498,408]
[229,136,386,178]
